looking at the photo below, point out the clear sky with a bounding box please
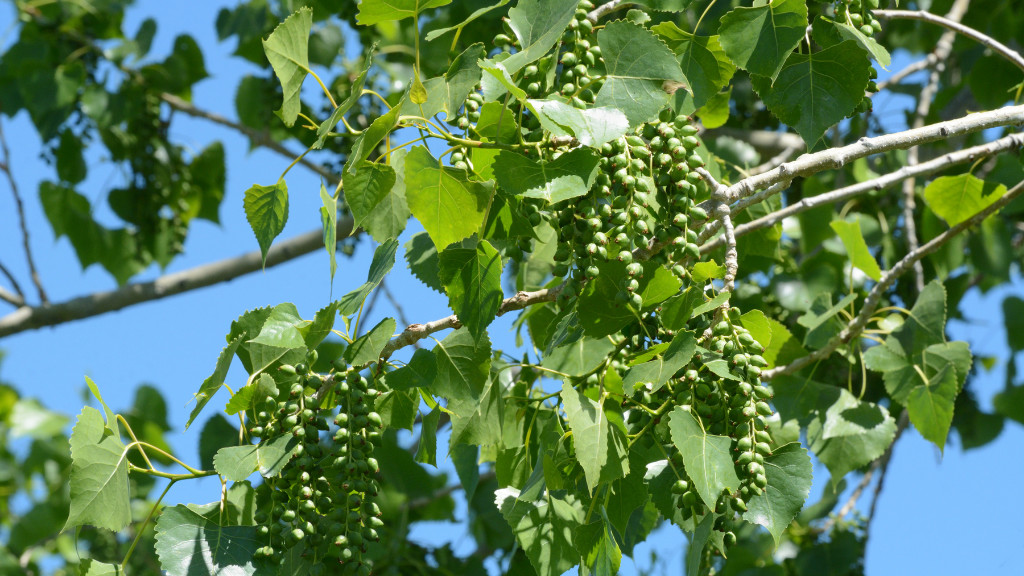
[0,2,1021,574]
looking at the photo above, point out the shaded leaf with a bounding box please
[439,239,505,338]
[154,505,258,576]
[187,337,243,429]
[743,442,813,546]
[562,382,630,492]
[243,180,289,267]
[718,0,808,80]
[338,239,400,315]
[493,148,600,203]
[405,145,492,250]
[668,407,741,508]
[345,317,397,365]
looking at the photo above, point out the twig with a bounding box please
[0,120,47,304]
[160,93,339,185]
[700,133,1024,253]
[874,9,1024,73]
[822,410,910,534]
[708,128,805,158]
[0,217,357,338]
[379,278,418,349]
[587,0,631,23]
[405,470,496,511]
[0,260,25,303]
[874,56,934,93]
[901,0,971,293]
[0,286,23,308]
[762,179,1024,380]
[695,167,738,291]
[380,287,560,360]
[746,144,802,177]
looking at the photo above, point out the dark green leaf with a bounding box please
[651,22,735,111]
[439,239,505,338]
[503,0,579,75]
[743,442,813,545]
[527,99,630,148]
[243,179,289,267]
[497,488,585,576]
[385,348,437,390]
[622,331,697,394]
[154,505,258,576]
[430,327,492,407]
[578,261,682,338]
[906,362,958,452]
[493,148,600,203]
[405,231,444,293]
[751,41,871,147]
[187,337,243,429]
[415,406,441,466]
[575,519,622,576]
[315,44,375,148]
[561,382,630,491]
[337,239,400,315]
[595,20,687,127]
[542,337,616,378]
[686,514,714,576]
[345,317,397,365]
[256,433,299,478]
[319,182,338,284]
[199,414,237,471]
[718,0,808,80]
[668,407,741,508]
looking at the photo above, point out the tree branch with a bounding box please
[695,167,738,291]
[0,120,47,304]
[901,0,971,293]
[0,260,25,306]
[160,93,340,185]
[587,0,632,23]
[875,9,1024,73]
[0,286,23,308]
[0,217,356,338]
[762,179,1024,380]
[706,128,806,158]
[700,133,1024,253]
[380,287,560,360]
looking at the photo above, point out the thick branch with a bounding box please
[701,133,1024,253]
[160,93,339,185]
[380,287,559,360]
[0,217,356,338]
[875,9,1024,73]
[0,120,47,304]
[762,179,1024,380]
[723,104,1024,205]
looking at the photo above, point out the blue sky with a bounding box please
[0,2,1022,574]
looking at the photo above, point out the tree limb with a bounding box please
[587,0,632,23]
[761,179,1024,380]
[700,133,1024,253]
[0,217,357,338]
[0,260,25,305]
[875,9,1024,73]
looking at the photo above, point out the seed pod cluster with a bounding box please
[250,358,384,575]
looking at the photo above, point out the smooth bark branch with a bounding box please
[875,9,1024,73]
[724,104,1024,205]
[0,259,25,305]
[160,93,339,185]
[0,286,23,308]
[695,167,738,291]
[701,133,1024,253]
[0,217,356,338]
[587,0,631,23]
[874,56,934,92]
[380,287,560,360]
[762,179,1024,380]
[0,120,48,304]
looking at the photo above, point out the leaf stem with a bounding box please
[121,479,176,570]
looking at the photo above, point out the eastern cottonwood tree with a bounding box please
[0,0,1022,575]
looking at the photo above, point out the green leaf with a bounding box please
[316,45,375,148]
[690,290,731,317]
[225,373,276,415]
[923,174,1005,227]
[1003,296,1024,351]
[542,337,616,378]
[743,442,813,546]
[154,505,258,576]
[426,1,510,41]
[831,217,882,281]
[9,398,68,439]
[526,99,630,148]
[319,182,338,284]
[256,433,299,477]
[740,309,773,351]
[243,179,289,267]
[79,560,123,576]
[575,519,622,576]
[751,41,870,147]
[622,331,697,394]
[404,145,492,250]
[773,376,896,484]
[213,445,258,482]
[502,0,579,75]
[419,43,486,121]
[306,301,340,350]
[493,148,600,203]
[187,337,244,429]
[993,384,1024,425]
[375,388,418,430]
[405,231,444,292]
[651,22,735,111]
[595,20,688,127]
[439,239,504,338]
[578,261,682,338]
[65,406,131,532]
[345,317,396,365]
[415,406,441,466]
[497,487,585,576]
[345,96,405,174]
[450,368,505,447]
[429,327,492,407]
[561,382,630,492]
[690,260,726,284]
[337,239,400,315]
[262,8,311,127]
[814,16,891,68]
[718,0,808,80]
[668,407,741,508]
[906,362,958,452]
[686,514,714,576]
[356,0,452,25]
[385,348,437,391]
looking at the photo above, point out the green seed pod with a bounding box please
[672,479,689,494]
[736,437,753,452]
[755,442,772,456]
[690,206,708,220]
[755,401,773,416]
[736,451,755,466]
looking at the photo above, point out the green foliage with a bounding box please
[8,0,1024,574]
